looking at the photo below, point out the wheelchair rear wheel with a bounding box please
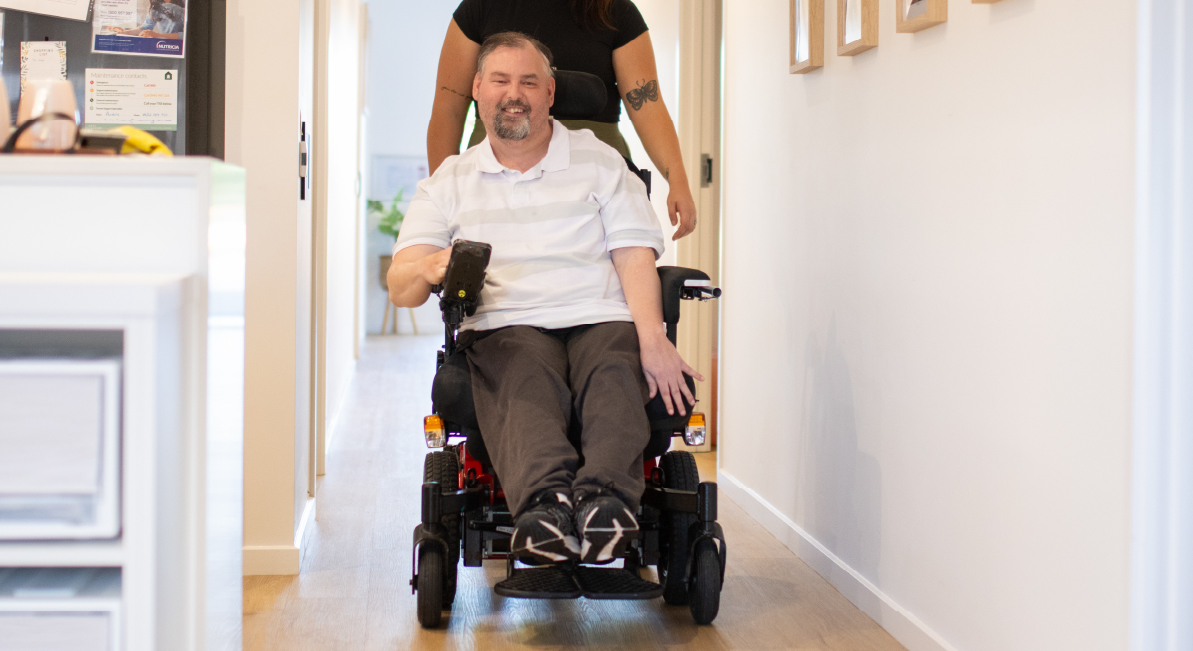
[659,450,698,605]
[688,538,722,625]
[424,450,461,607]
[416,544,445,628]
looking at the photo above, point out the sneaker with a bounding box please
[573,489,640,564]
[510,490,581,564]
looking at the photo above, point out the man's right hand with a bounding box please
[419,247,453,286]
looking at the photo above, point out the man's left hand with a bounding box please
[640,331,704,416]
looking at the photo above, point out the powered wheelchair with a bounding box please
[408,70,727,629]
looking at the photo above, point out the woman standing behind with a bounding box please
[427,0,697,240]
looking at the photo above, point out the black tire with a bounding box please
[423,450,461,607]
[659,450,698,605]
[689,538,722,625]
[416,544,445,628]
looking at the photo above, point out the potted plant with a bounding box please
[370,190,416,334]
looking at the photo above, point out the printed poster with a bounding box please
[84,68,178,131]
[92,0,187,58]
[19,41,67,95]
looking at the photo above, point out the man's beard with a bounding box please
[492,99,532,141]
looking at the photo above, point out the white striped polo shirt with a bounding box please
[394,120,665,332]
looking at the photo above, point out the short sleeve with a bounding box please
[393,180,452,255]
[452,0,485,44]
[611,1,649,49]
[599,161,665,259]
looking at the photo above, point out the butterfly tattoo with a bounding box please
[625,79,659,111]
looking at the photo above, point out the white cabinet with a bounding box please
[0,157,246,651]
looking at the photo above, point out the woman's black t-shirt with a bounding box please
[453,0,649,123]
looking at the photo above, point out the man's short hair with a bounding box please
[477,32,555,79]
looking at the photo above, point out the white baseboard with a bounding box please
[242,545,299,575]
[242,498,316,576]
[717,469,958,651]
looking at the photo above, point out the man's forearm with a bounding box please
[611,247,666,338]
[388,244,447,308]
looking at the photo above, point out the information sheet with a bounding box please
[0,0,91,22]
[84,68,178,131]
[92,0,187,58]
[19,41,67,95]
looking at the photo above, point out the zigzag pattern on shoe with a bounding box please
[510,490,581,564]
[574,488,639,564]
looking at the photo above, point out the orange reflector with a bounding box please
[424,415,444,431]
[688,413,706,427]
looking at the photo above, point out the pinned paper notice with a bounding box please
[84,68,178,131]
[19,41,67,95]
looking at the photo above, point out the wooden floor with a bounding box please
[243,335,906,651]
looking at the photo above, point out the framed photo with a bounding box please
[790,0,824,74]
[837,0,877,56]
[896,0,947,33]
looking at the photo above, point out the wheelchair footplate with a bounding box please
[495,562,664,601]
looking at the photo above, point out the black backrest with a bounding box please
[550,70,607,121]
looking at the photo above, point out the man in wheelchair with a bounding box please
[388,31,702,566]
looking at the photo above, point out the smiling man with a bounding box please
[387,32,702,565]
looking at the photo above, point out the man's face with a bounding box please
[473,44,555,143]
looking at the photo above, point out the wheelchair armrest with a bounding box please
[658,266,721,331]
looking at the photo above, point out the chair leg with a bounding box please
[409,308,419,335]
[382,302,391,334]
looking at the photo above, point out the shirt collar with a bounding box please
[476,119,571,177]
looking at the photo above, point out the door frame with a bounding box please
[675,0,722,452]
[1131,0,1193,647]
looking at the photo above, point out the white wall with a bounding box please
[719,2,1135,650]
[318,0,364,463]
[227,0,313,575]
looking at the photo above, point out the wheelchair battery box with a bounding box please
[442,240,492,313]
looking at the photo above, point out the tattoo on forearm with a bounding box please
[441,86,472,100]
[625,79,659,111]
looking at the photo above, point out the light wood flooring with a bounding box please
[243,335,907,651]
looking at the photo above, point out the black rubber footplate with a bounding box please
[494,567,582,599]
[576,567,664,600]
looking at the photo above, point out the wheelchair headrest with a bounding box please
[550,70,607,121]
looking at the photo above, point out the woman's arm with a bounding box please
[427,20,481,175]
[612,31,697,240]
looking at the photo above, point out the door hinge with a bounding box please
[700,153,714,188]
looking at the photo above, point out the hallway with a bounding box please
[242,335,906,650]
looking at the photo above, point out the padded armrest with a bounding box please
[658,266,711,326]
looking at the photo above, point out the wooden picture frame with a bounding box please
[837,0,877,56]
[895,0,947,33]
[790,0,824,74]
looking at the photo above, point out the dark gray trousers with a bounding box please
[462,322,651,517]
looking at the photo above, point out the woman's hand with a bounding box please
[668,183,698,240]
[639,330,704,416]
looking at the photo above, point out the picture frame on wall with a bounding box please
[790,0,824,74]
[896,0,947,33]
[837,0,877,56]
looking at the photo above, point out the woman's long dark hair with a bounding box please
[571,0,616,31]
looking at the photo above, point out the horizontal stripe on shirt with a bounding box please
[394,120,665,331]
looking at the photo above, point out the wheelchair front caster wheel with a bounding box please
[416,545,445,628]
[689,538,721,625]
